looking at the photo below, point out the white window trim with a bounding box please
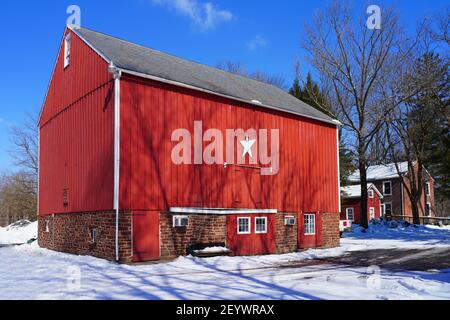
[425,182,431,196]
[237,217,251,235]
[383,181,392,196]
[346,208,355,221]
[369,207,375,219]
[368,189,374,198]
[304,214,316,236]
[254,217,268,234]
[64,33,71,69]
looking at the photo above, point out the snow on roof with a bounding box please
[341,183,382,199]
[348,162,409,182]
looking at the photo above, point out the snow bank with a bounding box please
[0,220,38,245]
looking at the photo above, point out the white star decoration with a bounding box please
[240,136,256,159]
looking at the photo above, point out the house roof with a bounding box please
[341,183,383,199]
[72,27,338,126]
[348,162,409,182]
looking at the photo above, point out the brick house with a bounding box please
[340,183,383,224]
[348,162,436,219]
[38,26,341,263]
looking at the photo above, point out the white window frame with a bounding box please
[383,181,392,196]
[64,33,71,68]
[425,182,431,196]
[237,217,251,235]
[384,202,392,216]
[91,228,98,244]
[304,214,316,236]
[368,189,374,198]
[45,220,50,233]
[369,207,375,219]
[425,202,431,217]
[254,217,268,234]
[346,208,355,222]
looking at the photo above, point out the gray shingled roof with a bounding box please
[74,27,337,125]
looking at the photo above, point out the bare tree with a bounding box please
[9,111,39,193]
[385,52,449,224]
[302,1,416,228]
[217,61,286,90]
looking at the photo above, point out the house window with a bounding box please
[237,217,251,234]
[383,181,392,196]
[45,220,50,233]
[368,189,374,198]
[369,207,375,220]
[255,217,267,234]
[425,203,431,217]
[425,182,431,196]
[346,208,354,222]
[304,214,316,235]
[384,202,392,216]
[64,33,71,68]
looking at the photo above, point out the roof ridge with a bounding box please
[77,27,292,93]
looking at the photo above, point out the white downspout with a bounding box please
[109,62,121,262]
[336,126,341,213]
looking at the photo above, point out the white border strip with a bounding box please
[170,207,277,215]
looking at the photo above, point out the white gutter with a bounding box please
[109,63,121,262]
[170,208,278,215]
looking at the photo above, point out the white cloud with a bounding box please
[151,0,234,30]
[246,35,267,51]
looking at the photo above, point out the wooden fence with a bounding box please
[391,215,450,226]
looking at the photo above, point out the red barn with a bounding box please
[340,184,383,224]
[38,27,341,262]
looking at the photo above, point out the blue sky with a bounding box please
[0,0,448,172]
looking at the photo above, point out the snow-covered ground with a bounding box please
[0,220,37,245]
[0,220,449,300]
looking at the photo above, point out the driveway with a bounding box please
[317,247,450,271]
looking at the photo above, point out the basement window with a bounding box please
[255,217,267,234]
[45,220,50,233]
[304,214,316,235]
[64,33,71,68]
[237,217,251,235]
[91,228,98,244]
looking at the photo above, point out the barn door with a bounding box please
[132,211,160,262]
[298,212,323,249]
[233,165,263,208]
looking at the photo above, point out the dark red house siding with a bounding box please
[39,29,115,215]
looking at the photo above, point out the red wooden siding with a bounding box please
[39,29,115,215]
[119,75,340,214]
[226,214,276,256]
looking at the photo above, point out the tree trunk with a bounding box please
[410,191,421,225]
[359,159,369,229]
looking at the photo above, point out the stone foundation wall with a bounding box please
[160,213,227,259]
[38,211,132,263]
[321,212,340,248]
[275,213,298,254]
